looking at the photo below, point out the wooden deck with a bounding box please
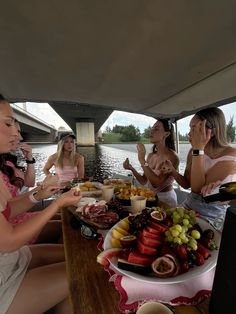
[62,208,210,314]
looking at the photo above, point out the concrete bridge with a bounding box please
[12,103,112,145]
[12,104,57,143]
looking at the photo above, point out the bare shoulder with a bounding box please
[167,149,179,163]
[76,153,84,161]
[48,153,57,162]
[223,146,236,157]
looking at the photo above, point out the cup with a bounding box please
[136,302,173,314]
[130,195,147,214]
[101,185,114,202]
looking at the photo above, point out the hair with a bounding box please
[195,107,228,148]
[55,136,77,169]
[0,154,24,189]
[152,118,176,153]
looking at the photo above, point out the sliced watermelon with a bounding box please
[128,251,156,266]
[97,248,122,267]
[117,258,151,274]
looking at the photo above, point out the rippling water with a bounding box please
[31,143,192,182]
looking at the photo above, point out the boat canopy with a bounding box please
[1,1,236,120]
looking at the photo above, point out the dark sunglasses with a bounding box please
[70,215,98,240]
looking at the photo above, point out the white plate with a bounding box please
[77,182,103,196]
[103,217,221,284]
[75,197,97,212]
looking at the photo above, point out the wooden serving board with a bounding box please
[69,207,118,230]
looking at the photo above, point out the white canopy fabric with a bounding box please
[1,1,236,120]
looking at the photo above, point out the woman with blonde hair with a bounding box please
[163,107,236,229]
[43,132,84,182]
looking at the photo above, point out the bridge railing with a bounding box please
[11,103,56,130]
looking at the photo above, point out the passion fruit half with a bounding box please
[150,210,166,222]
[119,235,137,248]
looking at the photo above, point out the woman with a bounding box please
[0,95,82,314]
[164,107,236,229]
[43,132,84,182]
[123,119,179,207]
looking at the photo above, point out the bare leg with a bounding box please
[28,244,65,269]
[7,262,70,314]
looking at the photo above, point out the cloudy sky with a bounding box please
[18,101,236,135]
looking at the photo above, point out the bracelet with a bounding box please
[29,192,39,203]
[25,158,36,164]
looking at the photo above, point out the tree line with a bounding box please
[102,116,236,143]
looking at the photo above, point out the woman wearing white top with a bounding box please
[164,107,236,229]
[0,95,82,314]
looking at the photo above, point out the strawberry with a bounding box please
[193,252,205,266]
[175,244,188,261]
[197,243,209,259]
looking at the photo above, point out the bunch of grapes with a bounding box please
[128,208,153,233]
[165,207,201,251]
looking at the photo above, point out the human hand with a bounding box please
[123,158,132,170]
[190,120,212,149]
[201,180,222,196]
[55,188,82,208]
[19,142,33,160]
[137,143,146,164]
[42,174,60,188]
[159,160,174,174]
[35,184,61,200]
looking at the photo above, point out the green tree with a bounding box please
[120,125,141,142]
[226,116,236,143]
[112,125,125,134]
[143,126,152,138]
[178,132,189,142]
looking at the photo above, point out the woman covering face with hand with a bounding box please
[123,119,179,207]
[0,95,82,314]
[165,107,236,230]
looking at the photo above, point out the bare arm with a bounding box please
[19,142,36,187]
[123,158,147,185]
[8,185,59,218]
[162,151,191,189]
[43,155,55,175]
[77,155,85,179]
[0,189,82,252]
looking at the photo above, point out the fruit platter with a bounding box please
[98,207,221,284]
[77,181,103,196]
[115,186,158,207]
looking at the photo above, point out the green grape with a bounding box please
[191,230,201,239]
[173,237,182,245]
[182,218,189,226]
[171,229,180,237]
[174,224,182,233]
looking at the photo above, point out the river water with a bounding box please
[31,143,191,182]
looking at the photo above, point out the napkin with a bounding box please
[111,269,214,313]
[98,232,214,314]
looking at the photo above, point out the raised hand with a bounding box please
[190,120,212,149]
[123,158,132,170]
[19,142,33,160]
[137,143,146,165]
[55,188,82,208]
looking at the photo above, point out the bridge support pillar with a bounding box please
[76,122,95,146]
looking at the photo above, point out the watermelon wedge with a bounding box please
[97,248,122,267]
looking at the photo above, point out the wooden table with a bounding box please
[62,208,210,314]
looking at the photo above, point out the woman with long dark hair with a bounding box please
[123,119,179,207]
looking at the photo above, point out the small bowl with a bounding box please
[136,301,173,314]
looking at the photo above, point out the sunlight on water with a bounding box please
[31,143,192,183]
